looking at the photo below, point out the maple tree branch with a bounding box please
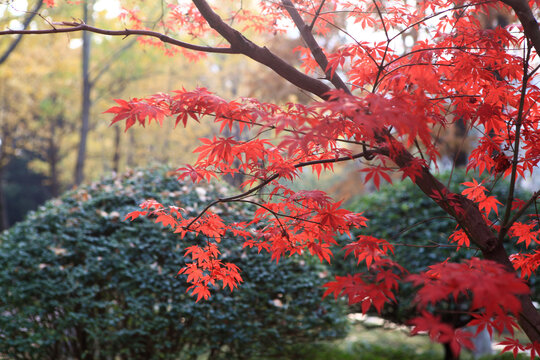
[294,150,379,168]
[429,94,481,101]
[212,114,368,146]
[235,199,289,234]
[309,0,326,30]
[236,199,323,227]
[499,42,531,243]
[379,62,454,85]
[506,190,540,229]
[192,0,334,100]
[499,0,540,56]
[184,150,379,230]
[296,8,379,67]
[389,1,492,42]
[0,0,44,65]
[385,45,477,69]
[389,140,540,340]
[371,1,390,92]
[390,242,479,250]
[391,215,455,238]
[372,0,389,42]
[280,0,351,94]
[0,21,238,55]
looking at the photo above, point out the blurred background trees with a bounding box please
[0,1,210,227]
[0,0,323,229]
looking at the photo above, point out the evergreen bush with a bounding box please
[0,167,347,360]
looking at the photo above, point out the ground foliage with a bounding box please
[3,0,540,357]
[0,167,347,360]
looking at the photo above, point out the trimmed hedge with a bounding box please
[0,167,347,360]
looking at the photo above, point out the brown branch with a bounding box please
[0,0,44,65]
[500,190,540,239]
[184,149,378,229]
[390,242,480,250]
[191,0,334,100]
[499,42,532,243]
[499,0,540,57]
[309,0,326,30]
[280,0,351,94]
[235,199,289,235]
[389,1,493,42]
[0,21,238,55]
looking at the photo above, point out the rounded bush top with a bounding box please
[0,166,347,360]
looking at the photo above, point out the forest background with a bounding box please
[0,0,324,229]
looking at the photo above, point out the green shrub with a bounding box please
[0,167,347,360]
[265,340,530,360]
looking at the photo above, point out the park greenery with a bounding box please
[0,167,348,359]
[1,0,540,359]
[0,165,531,359]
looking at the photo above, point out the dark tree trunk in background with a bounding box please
[48,118,60,197]
[126,131,135,168]
[74,0,94,186]
[452,118,468,167]
[443,342,459,360]
[112,125,121,173]
[0,166,8,230]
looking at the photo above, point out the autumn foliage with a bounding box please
[5,0,540,357]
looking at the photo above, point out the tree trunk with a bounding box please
[48,117,60,197]
[443,342,459,360]
[126,131,135,168]
[0,165,8,230]
[74,0,94,186]
[388,139,540,343]
[112,125,121,173]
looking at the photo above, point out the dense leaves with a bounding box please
[0,167,347,359]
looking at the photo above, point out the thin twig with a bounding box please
[281,0,351,94]
[498,40,532,243]
[184,149,379,229]
[309,0,326,30]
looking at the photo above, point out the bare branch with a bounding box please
[506,190,540,229]
[499,41,532,243]
[0,0,44,65]
[281,0,351,94]
[309,0,326,30]
[184,149,379,229]
[500,0,540,56]
[0,21,238,55]
[191,0,334,100]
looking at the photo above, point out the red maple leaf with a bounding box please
[461,178,486,202]
[360,166,392,190]
[105,98,169,131]
[478,196,502,216]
